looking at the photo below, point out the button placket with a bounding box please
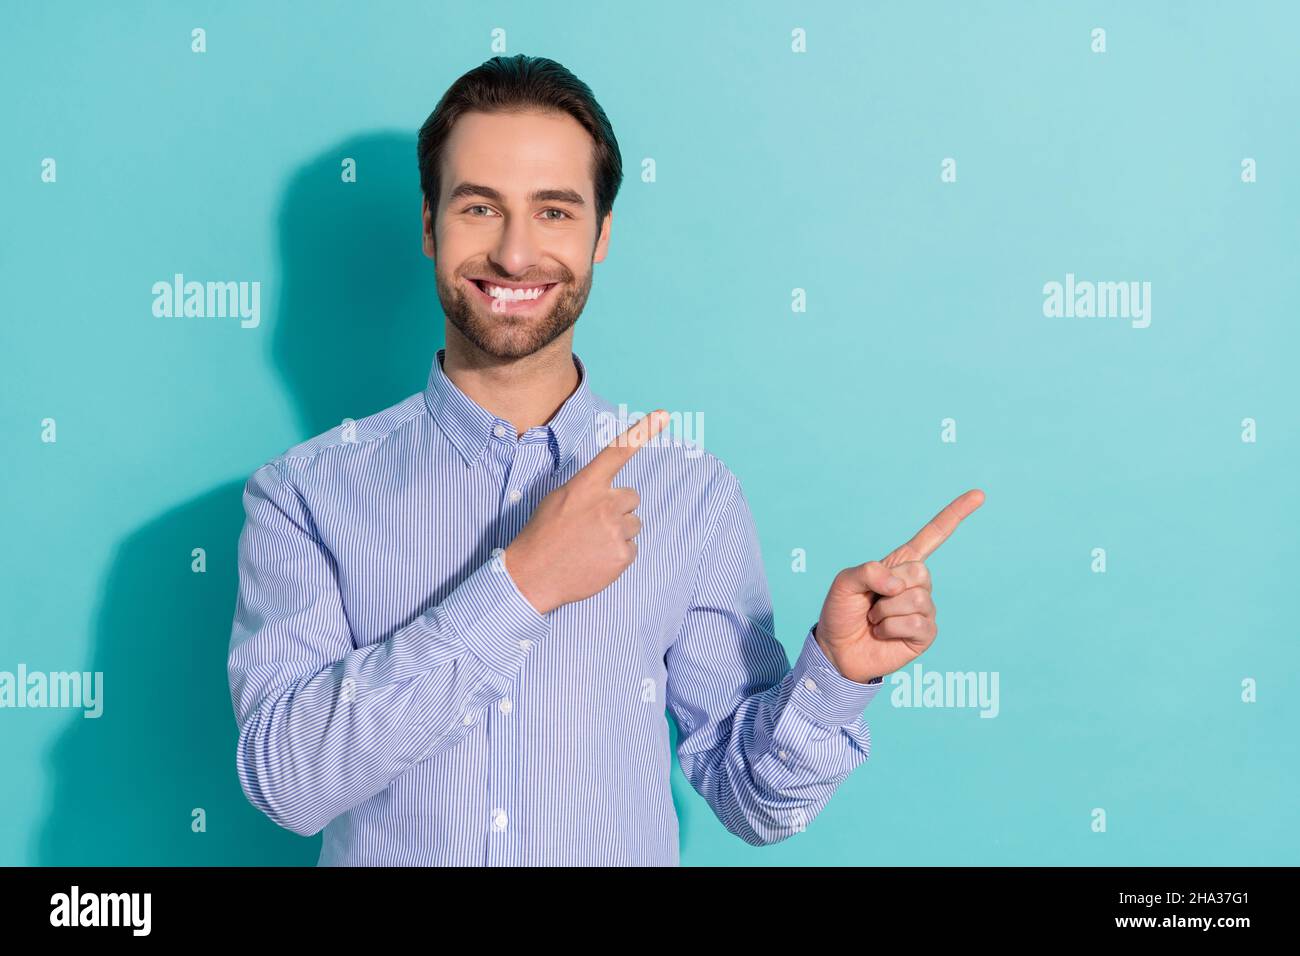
[485,439,550,865]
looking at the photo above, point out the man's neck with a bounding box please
[441,333,579,438]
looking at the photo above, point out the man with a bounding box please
[227,54,983,866]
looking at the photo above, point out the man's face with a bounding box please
[423,109,611,360]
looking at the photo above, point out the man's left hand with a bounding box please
[814,489,985,684]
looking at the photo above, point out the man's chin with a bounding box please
[448,310,575,360]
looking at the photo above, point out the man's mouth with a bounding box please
[465,277,560,312]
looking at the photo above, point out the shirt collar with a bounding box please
[424,347,598,472]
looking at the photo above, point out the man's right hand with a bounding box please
[504,408,669,615]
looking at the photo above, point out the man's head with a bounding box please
[417,55,623,361]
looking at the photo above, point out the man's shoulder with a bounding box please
[253,390,429,480]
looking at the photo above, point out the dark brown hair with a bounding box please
[417,54,624,226]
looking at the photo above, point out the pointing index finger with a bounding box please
[889,488,985,564]
[580,409,670,484]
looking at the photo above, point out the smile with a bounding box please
[466,278,559,311]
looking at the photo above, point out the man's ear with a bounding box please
[593,210,612,264]
[422,196,436,260]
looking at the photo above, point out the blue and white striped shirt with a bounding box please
[228,348,885,865]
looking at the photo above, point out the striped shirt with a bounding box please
[227,347,885,865]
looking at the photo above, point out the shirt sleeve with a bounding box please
[227,460,551,837]
[664,475,886,847]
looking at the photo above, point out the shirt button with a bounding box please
[778,750,789,760]
[493,424,506,438]
[508,489,522,503]
[803,678,817,692]
[491,809,509,831]
[462,711,475,725]
[518,639,533,651]
[498,697,512,715]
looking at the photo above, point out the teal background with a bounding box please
[2,1,1297,865]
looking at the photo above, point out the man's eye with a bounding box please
[464,204,498,217]
[540,208,570,221]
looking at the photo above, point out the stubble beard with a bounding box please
[436,263,594,361]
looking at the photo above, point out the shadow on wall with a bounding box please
[33,131,700,864]
[34,132,439,864]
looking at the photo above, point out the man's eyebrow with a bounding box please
[446,182,586,207]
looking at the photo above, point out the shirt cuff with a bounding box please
[433,554,552,677]
[788,625,886,726]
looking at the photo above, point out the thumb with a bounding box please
[845,560,905,597]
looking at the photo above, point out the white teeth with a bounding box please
[483,283,549,301]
